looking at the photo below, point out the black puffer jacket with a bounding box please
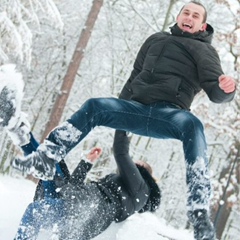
[97,130,161,222]
[120,24,235,110]
[59,130,161,223]
[58,159,161,223]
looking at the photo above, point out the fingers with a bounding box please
[87,147,102,162]
[219,75,236,93]
[89,147,102,156]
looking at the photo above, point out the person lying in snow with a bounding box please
[0,64,160,240]
[14,131,161,240]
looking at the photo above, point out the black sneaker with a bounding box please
[12,150,56,180]
[0,64,25,128]
[189,209,216,240]
[0,86,16,127]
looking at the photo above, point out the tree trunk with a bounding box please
[212,145,240,239]
[41,0,104,141]
[162,0,177,31]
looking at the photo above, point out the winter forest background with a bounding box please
[0,0,239,239]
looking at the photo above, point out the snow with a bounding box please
[0,175,194,240]
[0,175,35,240]
[0,64,24,129]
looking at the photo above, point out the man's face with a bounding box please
[176,3,206,34]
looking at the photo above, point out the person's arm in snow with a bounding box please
[113,130,149,198]
[69,147,102,186]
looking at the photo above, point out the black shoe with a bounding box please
[0,64,25,130]
[0,86,16,127]
[189,209,216,240]
[12,150,56,180]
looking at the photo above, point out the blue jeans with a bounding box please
[21,133,65,199]
[68,98,211,211]
[15,198,66,240]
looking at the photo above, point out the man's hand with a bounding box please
[219,75,236,93]
[86,147,102,163]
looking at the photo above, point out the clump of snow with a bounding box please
[116,213,193,240]
[0,64,24,129]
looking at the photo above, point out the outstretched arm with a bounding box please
[197,48,236,103]
[218,75,236,93]
[113,130,147,196]
[70,147,102,186]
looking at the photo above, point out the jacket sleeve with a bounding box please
[198,45,236,103]
[113,130,130,156]
[119,33,158,100]
[69,160,93,186]
[113,130,150,202]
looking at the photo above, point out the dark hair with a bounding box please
[137,165,161,212]
[178,1,207,23]
[135,160,153,175]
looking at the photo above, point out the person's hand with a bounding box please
[86,147,102,163]
[218,75,236,93]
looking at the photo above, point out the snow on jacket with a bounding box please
[96,164,161,222]
[59,131,161,223]
[119,24,235,110]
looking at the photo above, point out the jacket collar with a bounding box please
[169,23,214,44]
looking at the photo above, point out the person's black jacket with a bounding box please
[98,130,161,222]
[59,131,161,223]
[96,164,160,222]
[119,24,235,110]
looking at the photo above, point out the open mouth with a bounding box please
[182,23,192,30]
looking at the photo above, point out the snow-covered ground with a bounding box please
[0,175,194,240]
